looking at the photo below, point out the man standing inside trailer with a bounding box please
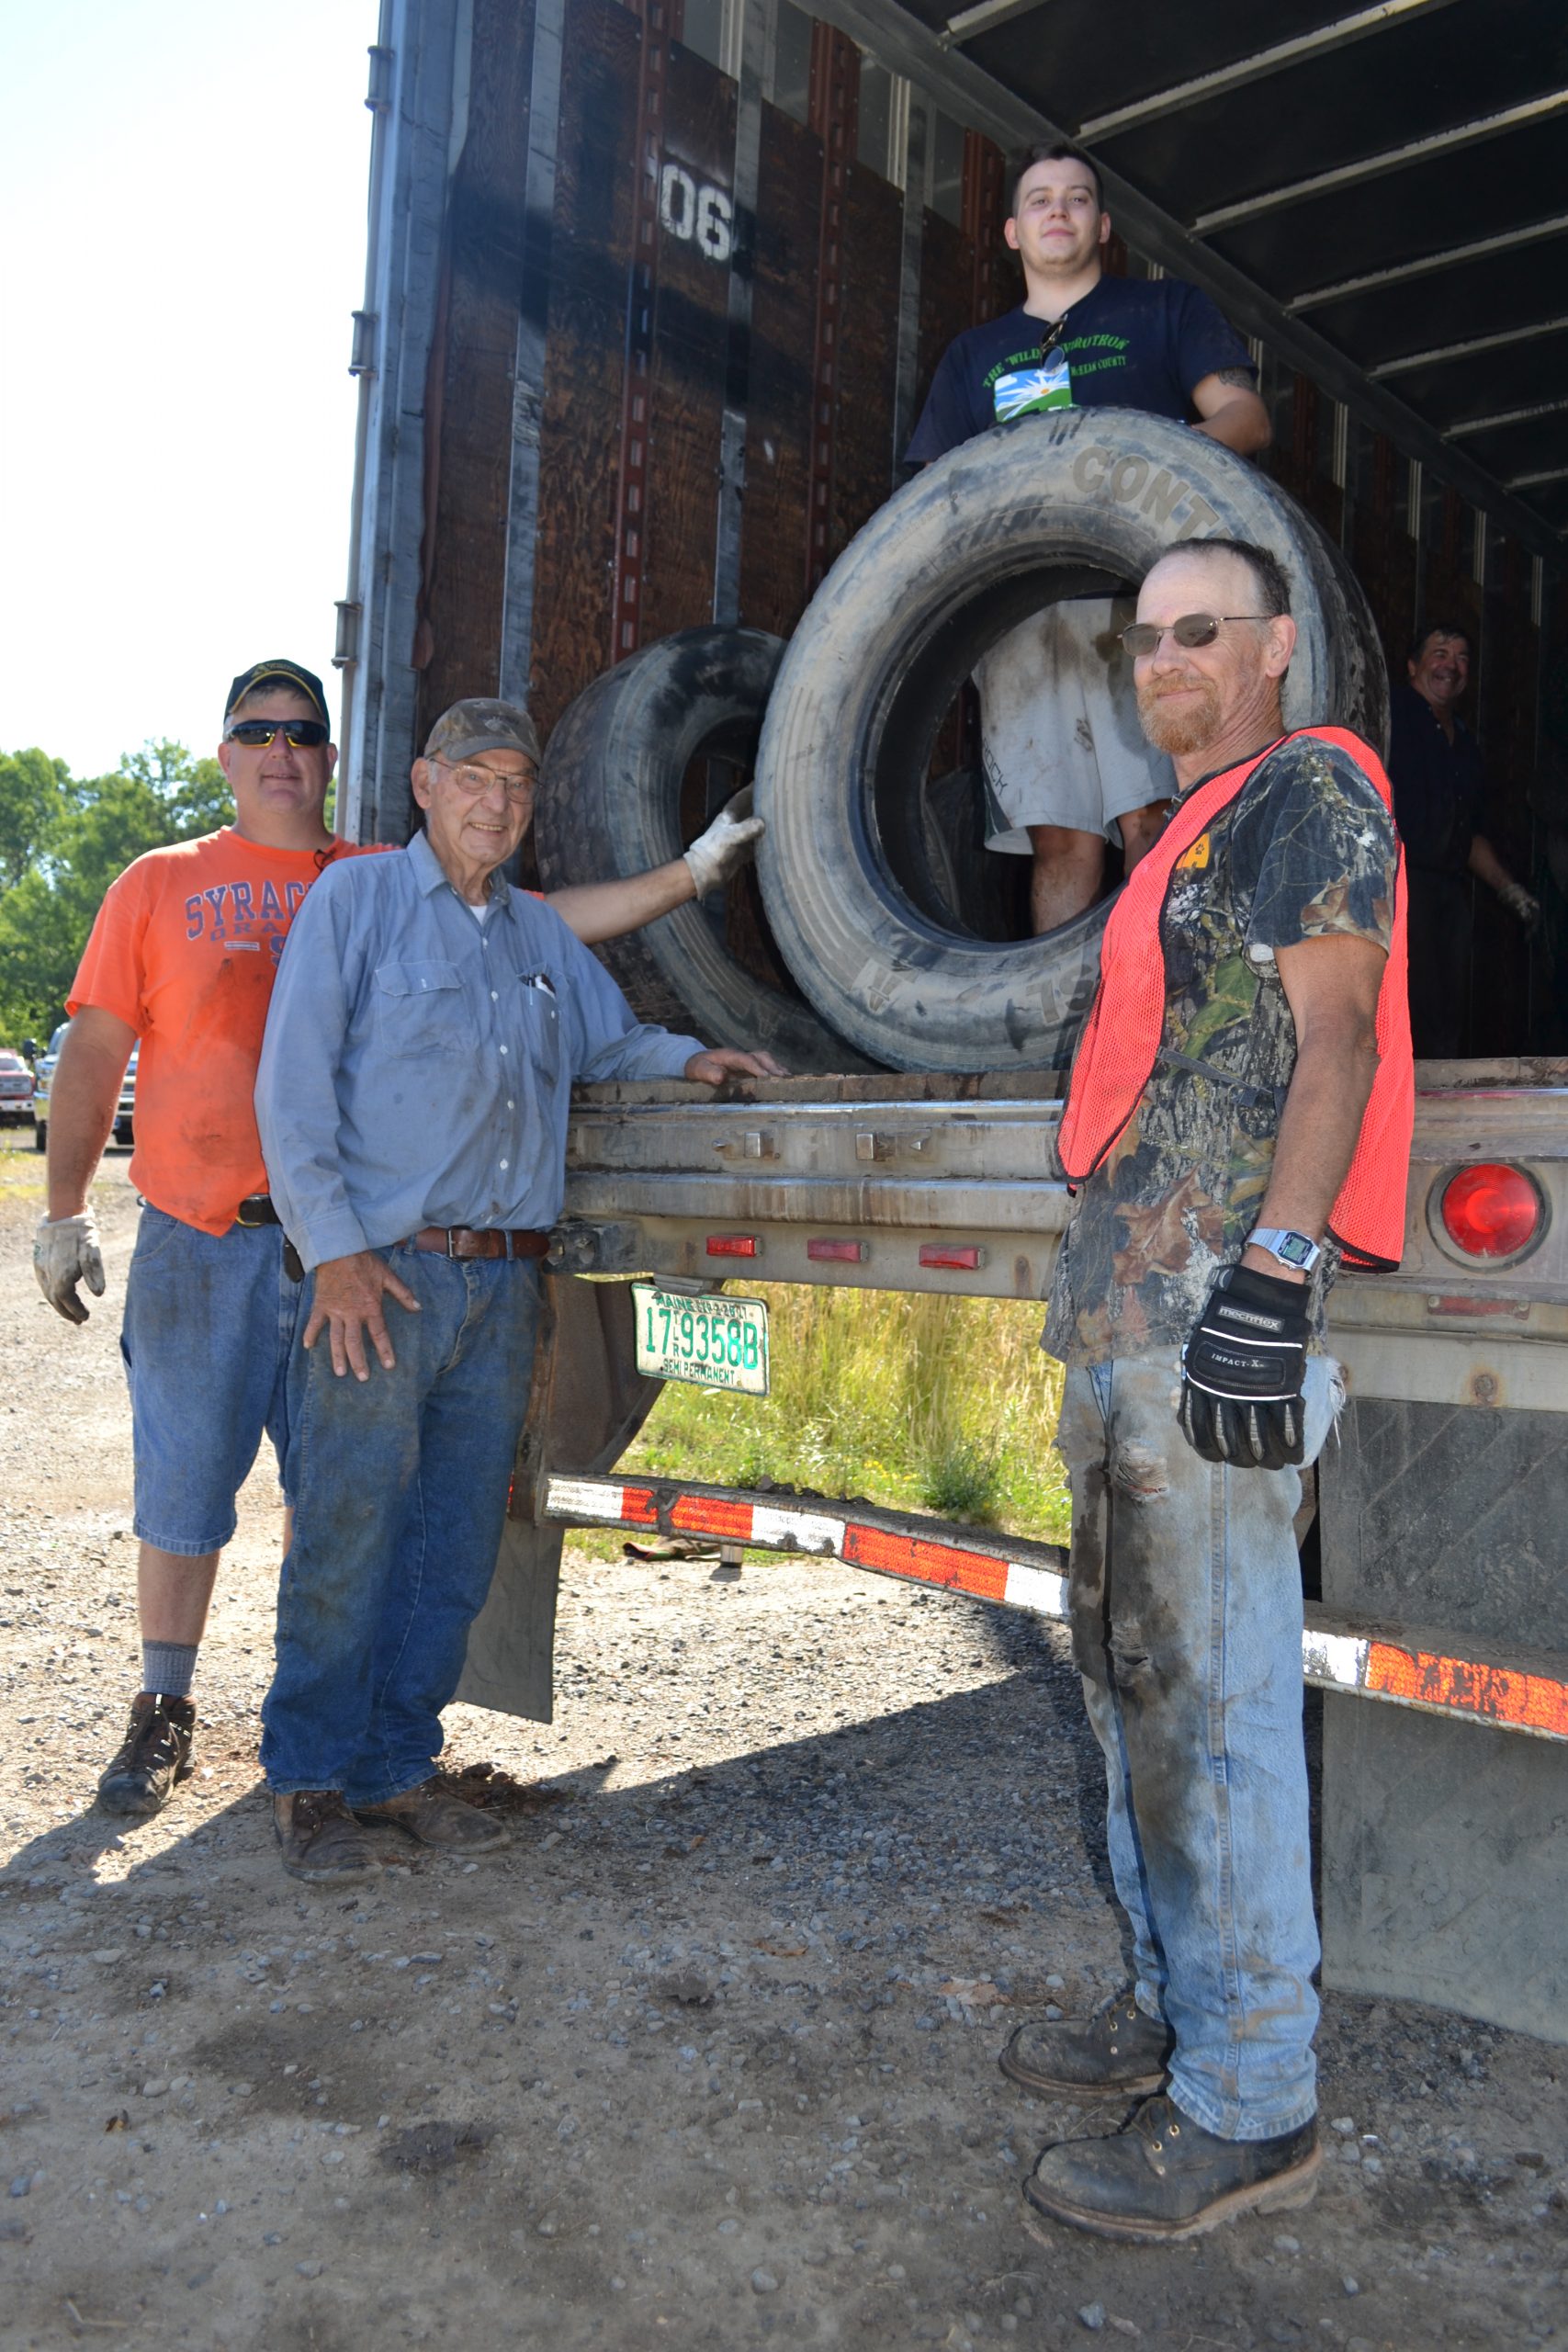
[1389,619,1538,1056]
[252,699,780,1883]
[35,663,764,1825]
[908,144,1270,933]
[1002,539,1411,2240]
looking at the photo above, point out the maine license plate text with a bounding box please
[632,1283,770,1395]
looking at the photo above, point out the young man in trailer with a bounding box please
[252,700,780,1881]
[908,144,1271,934]
[1000,540,1411,2241]
[35,662,764,1824]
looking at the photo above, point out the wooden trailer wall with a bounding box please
[366,0,1566,1055]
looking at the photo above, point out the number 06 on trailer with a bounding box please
[631,1283,770,1396]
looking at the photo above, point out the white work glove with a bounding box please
[683,787,765,898]
[34,1210,107,1327]
[1498,881,1541,931]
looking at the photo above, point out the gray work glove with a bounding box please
[1497,881,1541,932]
[683,787,765,898]
[34,1210,107,1326]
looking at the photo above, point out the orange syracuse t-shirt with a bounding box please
[68,829,385,1237]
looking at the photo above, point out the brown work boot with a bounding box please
[1021,2095,1320,2244]
[354,1777,509,1853]
[97,1693,197,1818]
[274,1790,381,1883]
[1000,1986,1174,2099]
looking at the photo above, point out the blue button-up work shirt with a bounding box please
[254,830,705,1269]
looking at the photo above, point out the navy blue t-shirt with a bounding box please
[905,276,1255,463]
[1387,682,1486,878]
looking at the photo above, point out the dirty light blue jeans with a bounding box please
[1057,1348,1340,2143]
[260,1246,542,1807]
[121,1206,302,1554]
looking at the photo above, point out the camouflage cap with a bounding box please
[225,658,331,728]
[423,698,541,767]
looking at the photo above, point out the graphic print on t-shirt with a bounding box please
[992,348,1072,421]
[181,871,315,961]
[987,332,1136,422]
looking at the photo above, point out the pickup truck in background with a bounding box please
[31,1022,136,1154]
[0,1049,36,1128]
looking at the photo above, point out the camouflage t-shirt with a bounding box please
[1043,737,1398,1368]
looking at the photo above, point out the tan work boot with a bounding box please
[354,1777,509,1853]
[274,1790,381,1883]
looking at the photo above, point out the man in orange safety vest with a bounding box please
[1003,538,1411,2245]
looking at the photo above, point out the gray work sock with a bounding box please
[141,1642,198,1702]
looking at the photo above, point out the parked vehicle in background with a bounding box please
[0,1050,35,1128]
[29,1022,68,1154]
[113,1049,137,1148]
[30,1023,136,1153]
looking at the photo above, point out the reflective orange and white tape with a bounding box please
[546,1476,1567,1744]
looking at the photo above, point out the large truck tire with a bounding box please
[754,409,1389,1074]
[535,627,876,1073]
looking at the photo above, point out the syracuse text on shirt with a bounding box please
[183,876,313,959]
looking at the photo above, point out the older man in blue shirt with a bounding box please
[255,698,781,1883]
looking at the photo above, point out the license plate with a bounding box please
[631,1283,769,1396]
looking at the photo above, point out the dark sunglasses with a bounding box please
[226,718,330,749]
[1119,613,1273,659]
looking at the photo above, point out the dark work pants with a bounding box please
[1405,869,1472,1059]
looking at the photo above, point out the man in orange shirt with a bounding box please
[36,658,763,1820]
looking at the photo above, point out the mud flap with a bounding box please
[457,1273,665,1724]
[1317,1395,1568,2043]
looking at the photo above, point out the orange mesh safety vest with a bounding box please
[1055,725,1413,1272]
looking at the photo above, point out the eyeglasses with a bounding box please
[226,718,331,749]
[434,758,536,802]
[1119,613,1274,659]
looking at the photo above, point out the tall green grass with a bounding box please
[622,1285,1070,1545]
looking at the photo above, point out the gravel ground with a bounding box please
[1,1136,1564,2351]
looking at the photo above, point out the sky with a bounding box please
[0,0,379,778]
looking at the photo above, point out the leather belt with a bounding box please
[234,1193,282,1228]
[411,1226,550,1261]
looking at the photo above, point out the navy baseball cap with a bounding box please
[225,659,331,729]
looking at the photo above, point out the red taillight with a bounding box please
[1439,1163,1542,1260]
[807,1238,866,1262]
[919,1243,986,1271]
[705,1233,760,1258]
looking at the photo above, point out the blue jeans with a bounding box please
[120,1205,302,1555]
[260,1246,542,1805]
[1057,1349,1341,2142]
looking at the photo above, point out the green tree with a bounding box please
[0,741,235,1042]
[115,739,231,838]
[0,747,70,891]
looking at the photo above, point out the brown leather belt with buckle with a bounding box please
[411,1226,550,1261]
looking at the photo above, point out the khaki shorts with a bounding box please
[975,596,1170,854]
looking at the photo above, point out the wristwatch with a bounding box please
[1248,1227,1322,1274]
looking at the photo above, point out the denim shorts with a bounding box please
[119,1204,305,1556]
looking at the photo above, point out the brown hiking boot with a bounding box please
[1000,1986,1174,2099]
[274,1791,381,1883]
[97,1693,197,1819]
[1021,2094,1321,2244]
[354,1778,509,1853]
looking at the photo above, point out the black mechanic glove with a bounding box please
[1178,1261,1310,1471]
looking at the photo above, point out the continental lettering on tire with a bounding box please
[659,164,733,264]
[1070,444,1220,538]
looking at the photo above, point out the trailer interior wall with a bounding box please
[341,0,1568,1052]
